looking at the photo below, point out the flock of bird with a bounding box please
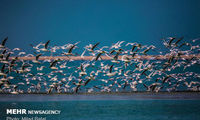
[0,37,199,94]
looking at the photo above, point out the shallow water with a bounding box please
[0,93,200,120]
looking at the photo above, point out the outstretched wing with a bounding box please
[45,40,50,49]
[68,45,76,53]
[91,42,100,50]
[109,64,114,73]
[36,54,42,60]
[1,37,8,46]
[1,64,5,73]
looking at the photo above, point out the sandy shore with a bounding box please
[9,54,200,60]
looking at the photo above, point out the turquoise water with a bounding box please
[0,94,200,120]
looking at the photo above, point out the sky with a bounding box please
[0,0,200,52]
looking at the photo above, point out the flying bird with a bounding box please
[0,37,8,48]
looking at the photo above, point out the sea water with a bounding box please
[0,94,200,120]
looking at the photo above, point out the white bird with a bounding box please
[110,41,125,49]
[106,64,117,77]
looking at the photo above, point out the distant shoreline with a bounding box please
[0,91,200,95]
[9,54,200,60]
[0,91,200,101]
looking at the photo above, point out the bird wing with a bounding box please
[84,79,91,86]
[113,54,119,60]
[1,37,8,46]
[68,45,75,53]
[45,40,50,49]
[143,84,148,90]
[168,37,175,46]
[6,53,11,60]
[143,47,151,54]
[95,53,102,61]
[36,54,42,60]
[131,45,136,52]
[92,42,100,50]
[175,37,184,45]
[80,64,84,71]
[2,50,6,54]
[1,64,5,73]
[123,81,128,89]
[141,69,148,75]
[179,42,192,48]
[109,64,114,73]
[110,50,115,54]
[50,60,57,67]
